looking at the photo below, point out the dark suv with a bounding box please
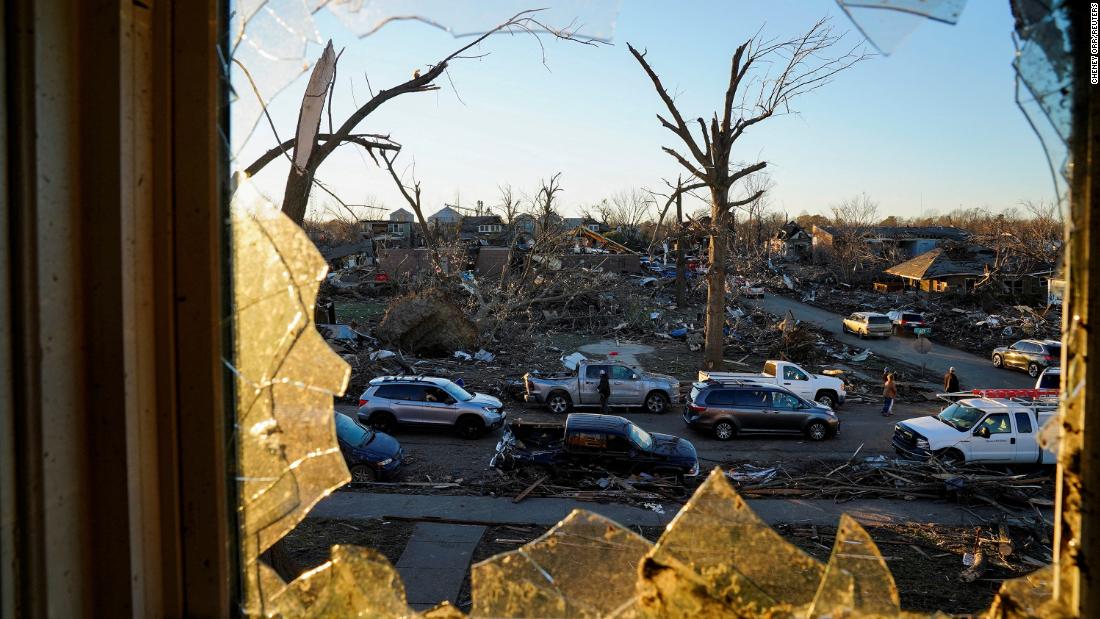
[992,339,1061,378]
[683,380,839,441]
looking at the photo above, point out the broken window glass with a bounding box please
[225,1,1069,615]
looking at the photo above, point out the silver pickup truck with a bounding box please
[523,353,680,414]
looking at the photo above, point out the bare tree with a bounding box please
[604,189,655,239]
[828,192,881,281]
[498,184,522,224]
[243,10,593,225]
[380,150,436,251]
[737,170,774,256]
[533,172,564,233]
[629,19,867,368]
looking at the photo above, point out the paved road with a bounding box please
[754,294,1034,390]
[338,400,939,473]
[311,489,1041,528]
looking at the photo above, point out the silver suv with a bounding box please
[358,376,505,439]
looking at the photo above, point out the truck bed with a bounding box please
[698,370,769,382]
[505,420,565,449]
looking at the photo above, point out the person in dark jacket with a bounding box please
[598,370,611,414]
[943,367,960,393]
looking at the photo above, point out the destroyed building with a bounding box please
[768,221,812,261]
[812,225,970,264]
[883,246,1053,303]
[459,215,509,246]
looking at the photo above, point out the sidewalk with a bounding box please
[309,490,1047,528]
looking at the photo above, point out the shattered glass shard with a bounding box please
[472,510,653,618]
[266,545,412,617]
[231,184,352,613]
[636,468,825,617]
[809,514,899,618]
[836,0,968,54]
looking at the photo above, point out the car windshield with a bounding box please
[334,413,375,446]
[902,313,923,321]
[627,423,655,450]
[937,402,983,431]
[440,381,475,402]
[868,316,891,325]
[1043,343,1062,355]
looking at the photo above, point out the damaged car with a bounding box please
[892,390,1057,465]
[491,413,699,481]
[335,412,403,482]
[523,353,680,414]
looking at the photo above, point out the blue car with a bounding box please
[334,412,403,482]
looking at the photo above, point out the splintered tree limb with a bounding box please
[267,9,595,224]
[244,133,400,177]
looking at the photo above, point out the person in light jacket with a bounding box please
[598,370,611,414]
[882,373,897,417]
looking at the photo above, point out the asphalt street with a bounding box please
[753,293,1036,390]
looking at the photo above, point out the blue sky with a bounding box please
[234,1,1053,221]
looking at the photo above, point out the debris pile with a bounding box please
[729,456,1054,509]
[376,291,479,354]
[772,283,1060,356]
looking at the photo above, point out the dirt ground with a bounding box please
[277,517,1045,615]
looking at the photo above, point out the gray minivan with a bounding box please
[683,380,839,441]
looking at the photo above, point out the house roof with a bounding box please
[389,208,414,221]
[427,206,463,221]
[817,225,970,241]
[775,221,809,241]
[459,215,505,233]
[885,247,991,280]
[319,240,373,261]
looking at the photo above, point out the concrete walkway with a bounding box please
[754,294,1034,389]
[396,522,485,611]
[310,490,1047,529]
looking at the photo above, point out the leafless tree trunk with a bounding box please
[380,151,440,268]
[534,172,564,234]
[498,184,522,224]
[829,192,881,282]
[629,19,866,369]
[243,10,592,225]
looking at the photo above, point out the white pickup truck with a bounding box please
[892,391,1057,465]
[698,360,846,408]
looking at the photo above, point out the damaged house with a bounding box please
[459,215,509,246]
[812,225,970,264]
[882,246,1053,304]
[769,221,812,261]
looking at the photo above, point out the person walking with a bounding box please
[882,372,897,417]
[943,367,960,393]
[598,370,611,414]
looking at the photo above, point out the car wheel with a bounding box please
[368,412,396,434]
[815,391,837,408]
[992,354,1003,368]
[938,448,965,466]
[349,465,377,483]
[714,421,735,441]
[456,415,486,440]
[841,324,849,334]
[644,391,669,414]
[1028,363,1041,378]
[547,392,572,414]
[805,421,828,441]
